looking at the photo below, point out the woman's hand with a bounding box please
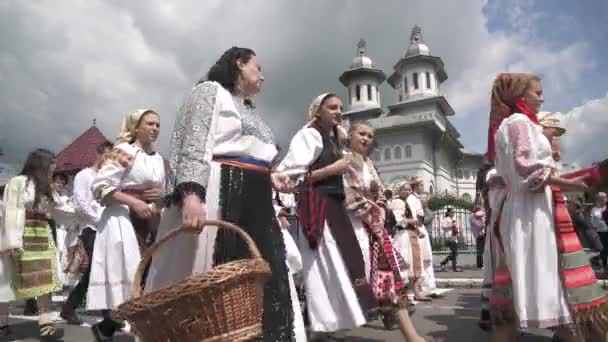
[329,158,351,176]
[141,187,162,202]
[130,199,153,219]
[271,172,293,193]
[181,194,207,231]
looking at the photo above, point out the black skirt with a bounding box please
[213,164,295,342]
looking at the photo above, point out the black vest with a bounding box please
[309,124,344,197]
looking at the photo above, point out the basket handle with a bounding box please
[131,219,263,299]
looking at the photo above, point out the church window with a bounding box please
[356,85,361,101]
[461,193,472,202]
[464,169,471,179]
[394,146,402,159]
[367,84,373,101]
[403,77,408,94]
[348,88,352,104]
[405,145,412,158]
[413,73,419,89]
[384,148,392,161]
[426,72,431,89]
[456,169,463,179]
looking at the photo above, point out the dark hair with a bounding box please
[96,141,114,154]
[445,208,454,217]
[20,148,56,208]
[52,173,68,185]
[203,46,256,96]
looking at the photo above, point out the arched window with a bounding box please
[403,76,408,94]
[426,72,431,89]
[413,72,419,89]
[405,145,412,158]
[348,88,352,104]
[456,169,463,179]
[464,169,471,179]
[394,146,402,159]
[384,148,392,161]
[377,88,380,103]
[462,193,472,202]
[367,84,373,100]
[429,184,434,195]
[356,85,361,101]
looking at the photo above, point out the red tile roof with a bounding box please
[55,126,111,173]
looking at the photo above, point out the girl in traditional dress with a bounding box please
[0,149,75,341]
[88,109,165,341]
[145,47,296,341]
[342,120,418,332]
[276,94,424,341]
[487,73,608,342]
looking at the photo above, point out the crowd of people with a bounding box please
[0,47,607,342]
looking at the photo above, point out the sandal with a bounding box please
[39,323,64,341]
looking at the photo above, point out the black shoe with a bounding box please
[91,323,114,342]
[478,309,491,331]
[0,325,10,337]
[60,309,83,325]
[39,323,64,341]
[24,298,39,316]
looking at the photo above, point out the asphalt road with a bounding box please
[2,288,555,342]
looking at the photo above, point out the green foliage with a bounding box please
[428,193,474,211]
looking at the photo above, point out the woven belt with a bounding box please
[212,155,270,173]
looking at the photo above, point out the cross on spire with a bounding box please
[357,39,367,56]
[410,25,423,44]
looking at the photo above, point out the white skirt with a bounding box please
[0,255,15,302]
[419,226,436,294]
[301,216,369,333]
[87,205,141,310]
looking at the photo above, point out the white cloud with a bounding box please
[561,93,608,166]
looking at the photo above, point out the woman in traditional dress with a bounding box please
[276,94,424,341]
[342,120,417,331]
[390,181,430,302]
[487,73,608,342]
[0,149,75,341]
[145,47,296,341]
[88,109,166,341]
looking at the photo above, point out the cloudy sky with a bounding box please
[1,0,607,174]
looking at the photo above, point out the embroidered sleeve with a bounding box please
[93,143,136,202]
[344,160,373,218]
[168,82,219,204]
[276,128,323,185]
[507,120,553,191]
[0,176,26,251]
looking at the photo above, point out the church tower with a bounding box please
[387,26,449,107]
[339,39,386,121]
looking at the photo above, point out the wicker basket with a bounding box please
[113,220,272,342]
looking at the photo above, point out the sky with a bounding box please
[1,0,607,175]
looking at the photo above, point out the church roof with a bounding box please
[55,126,111,173]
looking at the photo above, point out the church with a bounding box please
[339,26,483,201]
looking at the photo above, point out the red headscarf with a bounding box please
[486,73,540,162]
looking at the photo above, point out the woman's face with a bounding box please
[316,96,343,130]
[349,124,374,155]
[238,54,263,96]
[135,113,161,145]
[523,79,544,114]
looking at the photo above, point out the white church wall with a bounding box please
[397,61,439,99]
[348,74,381,111]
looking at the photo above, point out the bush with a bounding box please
[428,193,474,211]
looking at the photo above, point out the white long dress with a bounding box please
[481,168,505,306]
[390,198,422,288]
[87,142,165,311]
[406,193,436,294]
[494,113,570,328]
[277,127,368,333]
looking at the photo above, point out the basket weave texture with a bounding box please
[113,220,272,342]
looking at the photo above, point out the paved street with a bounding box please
[2,289,555,342]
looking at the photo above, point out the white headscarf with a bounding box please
[305,93,347,141]
[115,109,157,144]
